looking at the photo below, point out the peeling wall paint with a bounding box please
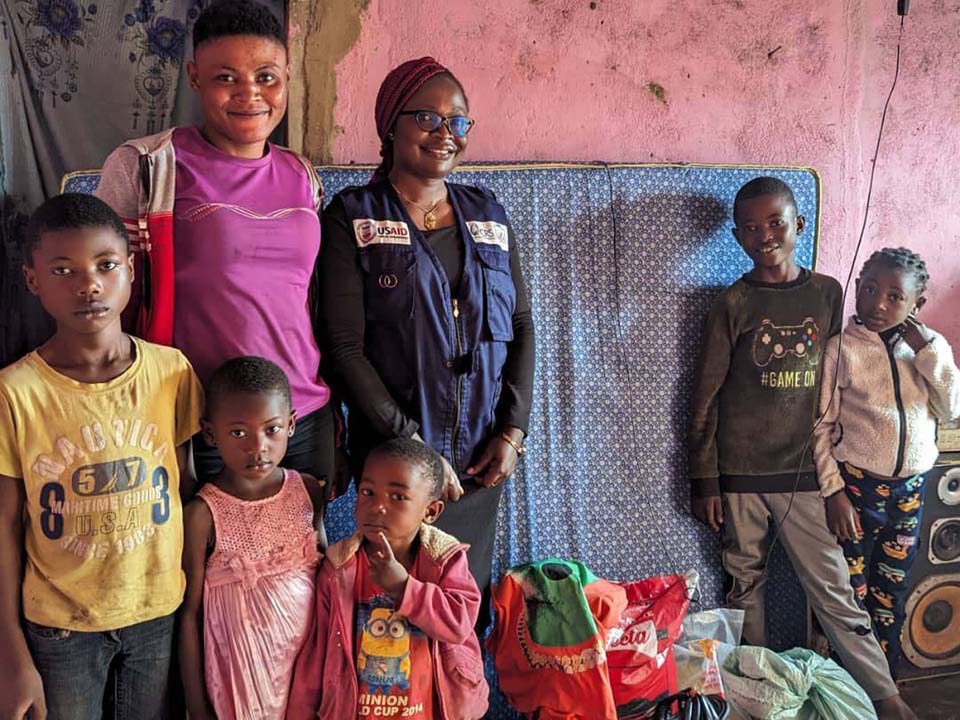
[288,0,369,161]
[296,0,960,345]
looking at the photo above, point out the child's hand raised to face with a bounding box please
[899,316,932,354]
[368,532,410,600]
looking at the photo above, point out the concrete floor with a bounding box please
[898,673,960,719]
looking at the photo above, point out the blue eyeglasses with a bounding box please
[397,110,475,138]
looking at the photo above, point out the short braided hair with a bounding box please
[206,356,291,416]
[860,247,929,294]
[367,438,444,500]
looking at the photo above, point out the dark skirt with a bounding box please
[434,477,506,636]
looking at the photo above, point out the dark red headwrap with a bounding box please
[371,56,449,183]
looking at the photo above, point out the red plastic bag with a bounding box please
[606,574,693,719]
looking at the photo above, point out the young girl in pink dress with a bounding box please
[179,357,326,720]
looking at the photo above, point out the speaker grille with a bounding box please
[938,468,960,506]
[930,519,960,565]
[903,575,960,667]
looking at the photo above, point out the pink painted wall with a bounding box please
[328,0,960,345]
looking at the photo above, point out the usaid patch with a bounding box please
[467,221,509,251]
[353,219,412,247]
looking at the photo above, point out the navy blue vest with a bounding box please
[339,181,517,472]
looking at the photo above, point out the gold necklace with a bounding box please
[392,184,446,230]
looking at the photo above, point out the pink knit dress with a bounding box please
[198,470,320,720]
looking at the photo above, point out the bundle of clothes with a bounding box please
[488,560,877,720]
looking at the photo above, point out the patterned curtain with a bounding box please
[62,159,819,720]
[0,0,284,365]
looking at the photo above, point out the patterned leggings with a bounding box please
[838,461,925,677]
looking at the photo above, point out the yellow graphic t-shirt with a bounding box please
[0,337,202,631]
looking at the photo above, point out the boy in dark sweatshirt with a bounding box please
[687,177,915,720]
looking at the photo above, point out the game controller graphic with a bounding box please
[753,317,820,367]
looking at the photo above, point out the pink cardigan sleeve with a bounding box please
[396,550,480,646]
[286,565,333,720]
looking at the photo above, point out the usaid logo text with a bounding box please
[353,219,412,247]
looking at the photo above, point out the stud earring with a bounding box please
[387,132,395,141]
[288,429,294,437]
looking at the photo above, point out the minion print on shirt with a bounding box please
[354,549,435,718]
[359,607,412,692]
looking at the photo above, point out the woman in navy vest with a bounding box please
[319,58,535,629]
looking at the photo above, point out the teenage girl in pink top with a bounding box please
[96,1,336,505]
[179,357,326,720]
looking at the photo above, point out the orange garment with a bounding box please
[354,549,436,719]
[488,560,627,720]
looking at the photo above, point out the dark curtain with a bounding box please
[0,0,284,366]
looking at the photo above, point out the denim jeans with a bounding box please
[24,612,175,720]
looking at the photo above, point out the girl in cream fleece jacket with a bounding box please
[813,247,960,676]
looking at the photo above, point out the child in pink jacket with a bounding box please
[287,438,488,720]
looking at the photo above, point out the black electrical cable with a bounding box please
[655,689,730,720]
[600,9,905,664]
[764,15,906,568]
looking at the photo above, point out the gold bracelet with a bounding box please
[500,432,526,456]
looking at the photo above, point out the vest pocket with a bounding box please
[476,247,515,342]
[359,249,415,323]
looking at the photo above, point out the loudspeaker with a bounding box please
[898,455,960,681]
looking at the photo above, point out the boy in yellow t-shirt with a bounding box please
[0,194,203,720]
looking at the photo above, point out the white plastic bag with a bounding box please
[673,608,744,697]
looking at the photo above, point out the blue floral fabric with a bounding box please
[0,0,282,203]
[62,162,819,718]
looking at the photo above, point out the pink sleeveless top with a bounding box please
[199,470,320,720]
